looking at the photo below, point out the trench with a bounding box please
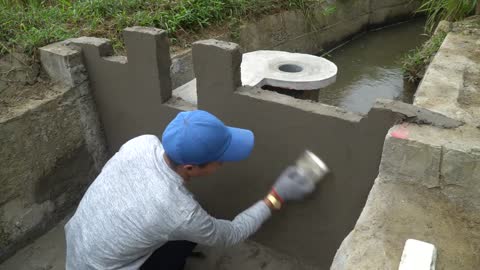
[317,18,427,113]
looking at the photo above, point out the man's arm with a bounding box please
[170,200,272,248]
[170,166,315,247]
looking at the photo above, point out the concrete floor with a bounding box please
[0,217,316,270]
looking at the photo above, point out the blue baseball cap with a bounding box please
[162,110,254,165]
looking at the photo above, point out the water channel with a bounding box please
[317,18,428,114]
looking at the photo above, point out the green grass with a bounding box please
[401,0,478,82]
[402,31,447,83]
[0,0,333,57]
[416,0,478,32]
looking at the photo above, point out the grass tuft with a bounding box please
[401,0,478,83]
[416,0,477,33]
[401,31,447,83]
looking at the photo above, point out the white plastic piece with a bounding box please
[241,50,337,90]
[399,239,437,270]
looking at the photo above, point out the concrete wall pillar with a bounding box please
[40,41,108,171]
[124,27,172,102]
[192,40,242,110]
[70,27,179,151]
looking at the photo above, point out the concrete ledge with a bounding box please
[236,86,362,123]
[40,42,87,87]
[414,18,480,126]
[372,99,464,129]
[379,129,442,188]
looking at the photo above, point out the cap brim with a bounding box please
[219,127,254,162]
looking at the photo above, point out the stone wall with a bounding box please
[0,44,107,261]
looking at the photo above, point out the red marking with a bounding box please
[391,124,409,139]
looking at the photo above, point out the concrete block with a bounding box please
[379,128,441,188]
[441,148,480,192]
[414,31,480,126]
[39,42,87,87]
[68,37,113,57]
[398,239,437,270]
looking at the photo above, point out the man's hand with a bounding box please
[272,166,315,202]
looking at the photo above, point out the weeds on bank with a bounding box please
[402,31,447,83]
[401,0,477,82]
[417,0,478,33]
[0,0,335,57]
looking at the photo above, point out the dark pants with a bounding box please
[140,241,197,270]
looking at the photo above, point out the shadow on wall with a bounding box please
[40,27,460,268]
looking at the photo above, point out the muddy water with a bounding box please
[317,18,428,114]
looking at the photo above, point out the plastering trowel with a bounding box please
[293,150,329,184]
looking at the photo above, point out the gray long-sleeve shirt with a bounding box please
[65,135,271,270]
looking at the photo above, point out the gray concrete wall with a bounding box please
[56,22,460,266]
[0,43,108,261]
[68,27,182,152]
[69,33,400,267]
[189,40,442,267]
